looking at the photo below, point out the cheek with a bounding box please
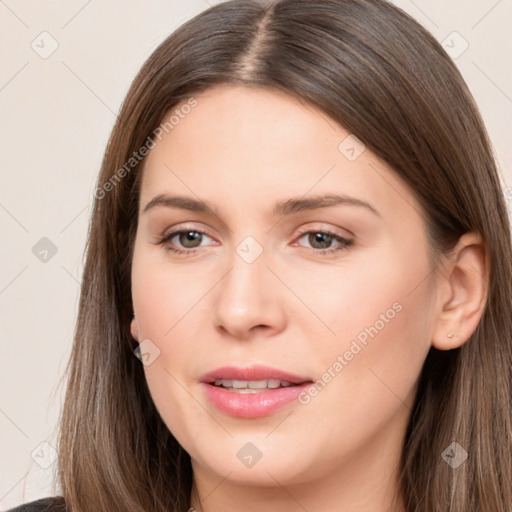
[130,241,231,437]
[131,256,206,444]
[304,240,435,429]
[131,243,210,342]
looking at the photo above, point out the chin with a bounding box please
[190,436,318,487]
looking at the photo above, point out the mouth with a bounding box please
[200,365,314,417]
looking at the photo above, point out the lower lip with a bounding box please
[201,382,313,418]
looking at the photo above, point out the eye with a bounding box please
[157,229,214,256]
[156,226,354,257]
[293,229,354,256]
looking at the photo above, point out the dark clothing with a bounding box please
[6,497,67,512]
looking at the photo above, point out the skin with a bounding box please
[130,84,488,512]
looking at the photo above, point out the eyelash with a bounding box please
[156,226,354,257]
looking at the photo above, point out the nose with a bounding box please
[212,243,286,341]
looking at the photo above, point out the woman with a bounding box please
[10,0,511,510]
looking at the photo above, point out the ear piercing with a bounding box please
[447,333,454,338]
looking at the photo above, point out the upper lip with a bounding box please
[200,365,313,384]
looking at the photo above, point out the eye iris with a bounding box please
[179,231,202,248]
[309,232,332,249]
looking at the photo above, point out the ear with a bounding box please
[130,314,139,342]
[431,232,489,350]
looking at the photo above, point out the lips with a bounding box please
[200,365,314,418]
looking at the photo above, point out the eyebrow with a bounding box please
[143,193,381,218]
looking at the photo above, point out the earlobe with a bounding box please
[130,314,139,341]
[432,232,489,351]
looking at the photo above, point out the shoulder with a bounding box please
[6,497,67,512]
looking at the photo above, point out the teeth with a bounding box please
[213,379,296,390]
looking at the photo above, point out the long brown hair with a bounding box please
[53,0,512,510]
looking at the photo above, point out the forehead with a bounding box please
[139,84,423,225]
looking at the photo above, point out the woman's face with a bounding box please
[130,84,437,501]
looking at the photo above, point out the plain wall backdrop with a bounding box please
[1,0,511,509]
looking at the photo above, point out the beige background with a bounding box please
[1,0,511,509]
